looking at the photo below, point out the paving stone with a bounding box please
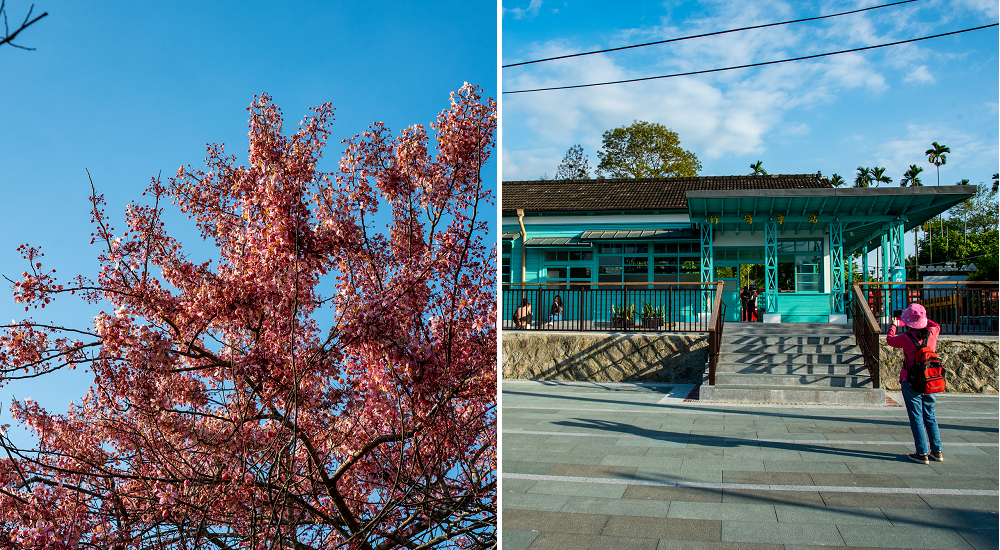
[679,458,767,471]
[502,461,559,475]
[880,507,998,529]
[900,475,999,490]
[773,505,891,525]
[763,460,852,474]
[502,510,609,535]
[502,492,570,512]
[657,541,783,550]
[635,467,723,483]
[837,524,976,549]
[601,515,721,541]
[623,484,723,503]
[819,492,930,509]
[526,480,627,499]
[501,530,538,550]
[599,455,683,469]
[560,496,670,518]
[723,470,814,486]
[523,532,659,550]
[667,501,777,522]
[955,528,1000,550]
[503,478,538,493]
[920,494,999,512]
[809,472,907,488]
[721,521,845,545]
[547,464,638,480]
[723,489,826,507]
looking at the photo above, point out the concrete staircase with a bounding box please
[699,322,886,405]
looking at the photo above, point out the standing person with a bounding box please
[887,303,943,464]
[747,284,759,322]
[739,286,752,321]
[514,298,532,329]
[544,295,563,327]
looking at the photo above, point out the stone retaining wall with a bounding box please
[502,332,999,393]
[502,332,707,383]
[877,337,998,393]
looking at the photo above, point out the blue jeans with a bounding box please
[546,314,562,323]
[901,381,942,455]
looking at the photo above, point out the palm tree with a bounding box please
[749,161,767,176]
[900,165,923,187]
[925,142,950,186]
[900,165,923,278]
[992,173,998,195]
[854,166,871,188]
[829,173,845,187]
[869,166,892,187]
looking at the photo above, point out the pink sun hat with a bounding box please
[900,303,928,329]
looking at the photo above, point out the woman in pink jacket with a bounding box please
[886,303,943,464]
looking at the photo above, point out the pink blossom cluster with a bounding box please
[0,85,496,549]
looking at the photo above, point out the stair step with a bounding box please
[715,363,870,376]
[699,384,886,405]
[721,335,856,346]
[722,323,852,335]
[720,344,860,354]
[719,352,865,365]
[714,373,874,388]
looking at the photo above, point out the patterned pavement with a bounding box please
[500,381,999,550]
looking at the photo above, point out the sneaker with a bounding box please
[929,451,944,462]
[908,453,930,464]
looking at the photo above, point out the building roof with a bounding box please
[502,174,830,214]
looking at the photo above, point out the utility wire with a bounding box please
[503,23,998,94]
[503,0,919,68]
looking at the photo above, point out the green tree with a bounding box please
[900,164,924,278]
[853,166,871,188]
[869,166,892,187]
[596,120,701,178]
[925,141,950,186]
[910,185,998,281]
[900,165,923,187]
[555,144,591,179]
[749,160,767,176]
[992,173,998,194]
[829,173,845,187]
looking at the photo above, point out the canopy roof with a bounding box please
[686,186,976,254]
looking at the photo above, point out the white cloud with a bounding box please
[504,0,543,20]
[903,65,935,84]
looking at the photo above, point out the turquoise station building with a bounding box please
[502,175,976,323]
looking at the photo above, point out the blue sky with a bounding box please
[501,0,998,190]
[0,1,496,441]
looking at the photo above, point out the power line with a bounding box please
[503,0,919,69]
[503,23,998,95]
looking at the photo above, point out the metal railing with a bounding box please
[847,281,999,335]
[502,282,725,333]
[851,283,882,389]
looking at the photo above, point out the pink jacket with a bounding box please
[886,319,941,382]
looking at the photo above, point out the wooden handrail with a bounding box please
[851,282,881,389]
[852,283,880,335]
[707,281,725,386]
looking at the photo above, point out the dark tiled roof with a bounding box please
[502,175,832,213]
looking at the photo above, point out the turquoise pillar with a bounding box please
[890,220,905,273]
[881,233,890,281]
[765,219,777,315]
[830,220,844,314]
[701,221,714,313]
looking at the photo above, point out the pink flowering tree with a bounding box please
[0,84,497,550]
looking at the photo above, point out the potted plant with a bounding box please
[610,303,636,329]
[642,301,664,329]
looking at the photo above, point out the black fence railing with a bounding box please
[846,281,998,335]
[502,282,724,333]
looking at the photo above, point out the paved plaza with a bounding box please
[501,381,999,550]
